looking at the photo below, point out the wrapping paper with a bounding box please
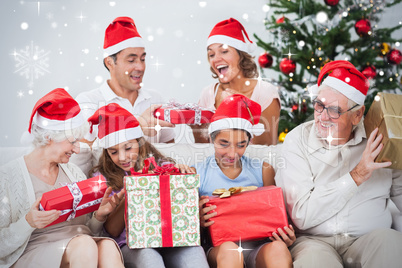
[154,101,214,125]
[124,158,200,248]
[206,186,288,246]
[39,175,107,227]
[364,92,402,169]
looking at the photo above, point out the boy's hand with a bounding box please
[199,196,217,228]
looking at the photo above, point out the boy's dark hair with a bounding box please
[210,129,252,144]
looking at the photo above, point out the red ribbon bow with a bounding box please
[130,157,179,175]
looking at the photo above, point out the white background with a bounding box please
[1,0,401,146]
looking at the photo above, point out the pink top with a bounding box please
[197,80,280,111]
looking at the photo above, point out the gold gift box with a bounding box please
[364,92,402,169]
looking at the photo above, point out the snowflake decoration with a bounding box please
[12,41,50,87]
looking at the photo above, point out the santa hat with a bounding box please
[207,18,256,54]
[27,88,84,133]
[208,94,264,137]
[87,103,143,148]
[103,16,145,57]
[318,60,369,105]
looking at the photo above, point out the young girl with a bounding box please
[192,94,295,268]
[87,103,209,268]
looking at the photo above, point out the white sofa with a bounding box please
[1,142,401,231]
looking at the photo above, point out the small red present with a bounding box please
[39,175,108,227]
[206,186,288,246]
[154,101,214,125]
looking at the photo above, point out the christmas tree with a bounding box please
[254,0,402,135]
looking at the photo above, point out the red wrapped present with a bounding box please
[154,101,214,125]
[39,175,108,227]
[206,186,288,246]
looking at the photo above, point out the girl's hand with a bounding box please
[269,225,296,247]
[95,187,125,221]
[25,197,61,229]
[175,164,195,174]
[199,196,217,228]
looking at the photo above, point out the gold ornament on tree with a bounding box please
[379,43,390,57]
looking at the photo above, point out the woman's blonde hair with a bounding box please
[209,49,258,79]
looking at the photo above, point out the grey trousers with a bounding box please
[290,229,402,268]
[120,245,209,268]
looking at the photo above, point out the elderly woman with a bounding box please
[192,18,281,146]
[0,88,124,268]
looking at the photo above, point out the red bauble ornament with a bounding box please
[361,65,376,79]
[276,16,287,24]
[354,19,371,37]
[258,52,273,68]
[291,104,298,112]
[324,0,339,6]
[387,49,402,65]
[279,58,296,75]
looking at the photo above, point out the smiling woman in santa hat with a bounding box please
[192,18,281,146]
[192,94,295,268]
[0,88,124,268]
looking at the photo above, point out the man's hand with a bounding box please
[137,105,175,137]
[350,128,392,186]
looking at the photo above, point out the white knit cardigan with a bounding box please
[0,156,104,268]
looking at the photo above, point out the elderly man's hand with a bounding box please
[350,128,392,186]
[137,105,175,137]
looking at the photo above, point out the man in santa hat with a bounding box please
[277,60,402,267]
[76,16,175,144]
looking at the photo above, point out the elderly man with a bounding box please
[277,60,402,267]
[76,17,175,143]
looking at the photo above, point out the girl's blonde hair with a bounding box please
[90,137,174,191]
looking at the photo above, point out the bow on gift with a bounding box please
[130,157,180,175]
[163,100,205,125]
[40,182,104,221]
[212,186,258,198]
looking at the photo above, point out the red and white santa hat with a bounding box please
[27,88,84,133]
[87,103,143,148]
[318,60,369,105]
[208,94,264,137]
[103,16,145,57]
[207,18,256,54]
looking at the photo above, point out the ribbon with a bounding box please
[212,186,258,198]
[160,100,208,125]
[129,157,179,247]
[130,157,180,175]
[39,182,104,221]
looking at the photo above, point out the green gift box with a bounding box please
[124,168,200,248]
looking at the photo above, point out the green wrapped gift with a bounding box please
[124,171,200,249]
